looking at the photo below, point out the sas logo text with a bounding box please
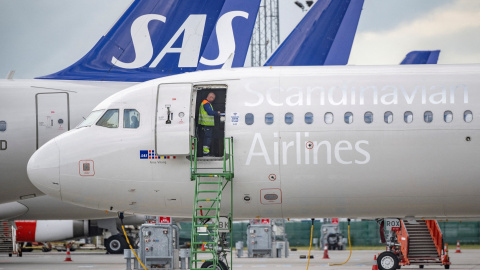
[140,150,176,160]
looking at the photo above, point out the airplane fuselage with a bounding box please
[28,65,480,220]
[0,79,135,207]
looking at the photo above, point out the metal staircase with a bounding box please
[397,219,450,268]
[403,220,442,265]
[190,137,234,270]
[0,221,14,257]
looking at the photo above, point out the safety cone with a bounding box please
[455,240,461,253]
[372,255,378,270]
[322,244,330,259]
[201,243,206,251]
[64,245,73,262]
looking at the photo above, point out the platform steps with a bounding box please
[403,220,442,265]
[190,137,234,270]
[0,221,13,256]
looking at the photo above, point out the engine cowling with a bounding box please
[15,220,101,242]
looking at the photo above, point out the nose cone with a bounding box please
[27,139,61,198]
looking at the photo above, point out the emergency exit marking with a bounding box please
[79,160,95,176]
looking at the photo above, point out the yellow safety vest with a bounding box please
[198,100,214,126]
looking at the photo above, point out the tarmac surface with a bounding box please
[0,248,479,269]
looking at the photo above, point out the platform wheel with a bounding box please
[377,251,399,270]
[419,266,424,269]
[444,265,450,269]
[201,260,228,270]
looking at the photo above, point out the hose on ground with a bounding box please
[329,218,352,266]
[119,212,147,270]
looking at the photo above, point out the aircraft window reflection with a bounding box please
[305,112,313,124]
[424,111,433,123]
[0,121,5,132]
[245,113,254,125]
[76,110,105,128]
[404,111,413,123]
[364,112,373,124]
[344,112,353,124]
[96,109,119,128]
[265,113,274,125]
[384,111,393,124]
[464,110,473,123]
[444,111,453,123]
[324,112,333,124]
[124,109,140,128]
[285,112,294,125]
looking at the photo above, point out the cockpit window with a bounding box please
[96,109,119,128]
[124,109,140,128]
[76,110,105,128]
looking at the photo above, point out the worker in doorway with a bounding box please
[198,92,220,156]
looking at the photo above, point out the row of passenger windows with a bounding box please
[77,109,140,129]
[244,110,474,125]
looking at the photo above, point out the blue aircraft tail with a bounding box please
[38,0,260,82]
[400,50,440,65]
[197,0,260,70]
[264,0,364,66]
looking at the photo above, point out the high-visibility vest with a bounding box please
[198,100,214,126]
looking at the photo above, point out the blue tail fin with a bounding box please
[264,0,364,66]
[196,0,261,70]
[400,50,440,65]
[38,0,259,82]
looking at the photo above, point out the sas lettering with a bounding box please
[0,140,6,151]
[112,12,249,69]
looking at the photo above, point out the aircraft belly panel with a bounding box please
[279,129,480,218]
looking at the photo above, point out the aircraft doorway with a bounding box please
[35,93,70,149]
[194,85,227,157]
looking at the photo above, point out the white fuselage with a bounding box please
[28,65,480,220]
[0,79,136,219]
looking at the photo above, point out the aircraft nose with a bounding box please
[27,138,61,198]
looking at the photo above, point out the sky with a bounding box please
[1,0,480,79]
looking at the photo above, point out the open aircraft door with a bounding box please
[156,84,194,155]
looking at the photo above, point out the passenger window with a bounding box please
[464,110,473,123]
[384,111,393,124]
[124,109,140,128]
[285,112,294,125]
[344,112,353,124]
[245,113,254,125]
[305,112,313,124]
[324,112,333,124]
[96,109,119,128]
[0,121,5,132]
[424,111,433,123]
[364,112,373,124]
[265,113,274,125]
[404,111,413,123]
[444,111,453,123]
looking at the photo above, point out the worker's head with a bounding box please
[206,92,216,102]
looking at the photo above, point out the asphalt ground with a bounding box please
[0,248,479,269]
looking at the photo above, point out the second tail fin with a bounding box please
[264,0,364,67]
